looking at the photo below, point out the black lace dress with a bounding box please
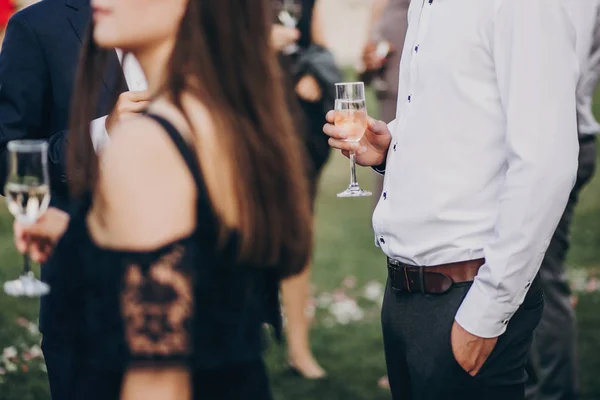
[59,114,279,399]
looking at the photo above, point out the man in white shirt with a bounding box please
[324,0,578,398]
[526,2,600,399]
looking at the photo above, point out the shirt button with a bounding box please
[60,175,68,183]
[408,94,412,102]
[393,144,397,151]
[379,237,385,244]
[525,281,531,288]
[383,192,387,200]
[502,320,508,325]
[414,45,419,53]
[429,0,433,4]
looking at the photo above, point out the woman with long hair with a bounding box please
[14,0,312,398]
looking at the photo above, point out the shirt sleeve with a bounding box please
[577,4,600,135]
[90,116,110,153]
[371,118,396,175]
[454,0,579,338]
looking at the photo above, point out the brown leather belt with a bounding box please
[387,258,485,294]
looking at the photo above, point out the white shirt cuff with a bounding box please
[90,116,110,153]
[454,279,519,339]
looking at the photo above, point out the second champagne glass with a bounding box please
[335,82,372,198]
[3,140,51,297]
[274,0,303,55]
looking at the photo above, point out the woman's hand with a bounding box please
[362,41,394,72]
[362,42,384,71]
[271,24,300,52]
[14,207,70,263]
[323,112,392,167]
[295,75,322,102]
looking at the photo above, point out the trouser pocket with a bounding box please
[474,299,544,384]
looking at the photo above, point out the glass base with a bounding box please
[4,271,50,297]
[337,185,372,198]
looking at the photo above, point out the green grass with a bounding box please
[0,91,599,399]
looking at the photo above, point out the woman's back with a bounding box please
[73,106,279,399]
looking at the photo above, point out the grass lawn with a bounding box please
[0,92,599,399]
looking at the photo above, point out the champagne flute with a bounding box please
[335,82,372,198]
[274,0,303,55]
[3,140,51,297]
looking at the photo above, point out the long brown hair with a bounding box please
[68,0,312,276]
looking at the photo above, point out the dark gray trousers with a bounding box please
[525,136,597,400]
[382,275,544,400]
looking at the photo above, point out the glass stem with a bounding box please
[349,151,358,189]
[23,254,31,275]
[23,238,31,275]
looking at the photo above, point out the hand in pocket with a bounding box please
[450,321,498,377]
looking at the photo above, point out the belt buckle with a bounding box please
[388,264,400,291]
[387,259,425,293]
[387,261,404,292]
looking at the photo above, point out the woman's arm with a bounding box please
[92,115,198,400]
[89,116,196,250]
[310,0,326,47]
[121,368,191,400]
[368,0,389,37]
[295,1,330,102]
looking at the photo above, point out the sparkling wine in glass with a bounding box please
[3,140,51,297]
[275,0,303,55]
[335,82,372,198]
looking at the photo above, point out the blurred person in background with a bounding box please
[324,0,578,398]
[13,0,313,399]
[0,0,148,397]
[272,0,341,380]
[526,1,600,399]
[360,0,409,204]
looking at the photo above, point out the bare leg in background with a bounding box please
[281,264,326,379]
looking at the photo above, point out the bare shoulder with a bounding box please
[100,115,187,185]
[92,114,197,250]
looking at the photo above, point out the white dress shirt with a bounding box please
[89,50,147,152]
[564,0,600,135]
[372,0,579,338]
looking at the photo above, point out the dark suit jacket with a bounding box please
[0,0,124,211]
[0,0,125,336]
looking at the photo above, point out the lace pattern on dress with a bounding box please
[121,245,194,358]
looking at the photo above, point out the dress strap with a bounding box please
[143,113,205,192]
[143,113,218,235]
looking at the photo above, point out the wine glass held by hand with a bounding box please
[274,0,302,54]
[330,82,389,198]
[323,85,393,196]
[3,140,52,297]
[323,110,392,165]
[270,24,300,53]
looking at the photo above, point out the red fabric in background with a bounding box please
[0,0,14,30]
